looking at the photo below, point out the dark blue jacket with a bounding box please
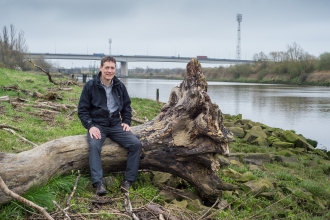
[78,72,132,129]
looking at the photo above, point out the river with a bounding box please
[119,78,330,151]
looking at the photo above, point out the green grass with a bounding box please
[1,68,330,219]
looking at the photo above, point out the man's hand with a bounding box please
[89,126,101,139]
[121,123,131,132]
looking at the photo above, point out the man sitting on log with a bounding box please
[78,56,142,196]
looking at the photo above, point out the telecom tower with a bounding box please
[109,38,112,55]
[235,14,242,60]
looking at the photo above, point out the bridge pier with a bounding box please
[120,61,128,76]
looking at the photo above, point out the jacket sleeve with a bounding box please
[78,84,94,130]
[120,84,132,126]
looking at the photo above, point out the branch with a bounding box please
[3,128,38,148]
[0,124,22,131]
[66,170,81,207]
[28,59,58,85]
[53,200,71,220]
[0,176,54,220]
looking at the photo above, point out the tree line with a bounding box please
[203,43,330,83]
[0,24,52,71]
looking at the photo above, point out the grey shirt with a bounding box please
[101,80,118,117]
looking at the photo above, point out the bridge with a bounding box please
[26,53,254,76]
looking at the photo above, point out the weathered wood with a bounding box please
[0,95,10,102]
[0,58,235,205]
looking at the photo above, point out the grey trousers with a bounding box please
[87,122,142,186]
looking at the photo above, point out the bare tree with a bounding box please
[0,24,29,69]
[253,52,268,62]
[286,42,304,61]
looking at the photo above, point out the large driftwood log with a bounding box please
[0,58,235,205]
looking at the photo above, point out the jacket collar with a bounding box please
[96,71,119,86]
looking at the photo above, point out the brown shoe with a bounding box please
[96,182,107,196]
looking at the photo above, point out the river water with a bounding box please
[118,78,330,151]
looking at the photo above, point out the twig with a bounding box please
[245,192,295,220]
[67,110,77,117]
[53,200,71,220]
[0,123,22,131]
[28,59,58,85]
[197,197,219,220]
[66,170,81,207]
[3,128,39,148]
[0,176,54,220]
[122,187,140,220]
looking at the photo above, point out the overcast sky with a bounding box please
[1,0,329,69]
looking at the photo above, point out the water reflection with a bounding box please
[120,78,330,150]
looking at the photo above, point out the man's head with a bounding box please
[100,56,117,83]
[101,56,116,67]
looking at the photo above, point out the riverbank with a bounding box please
[130,70,330,87]
[0,68,330,219]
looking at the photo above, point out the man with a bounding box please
[78,56,141,196]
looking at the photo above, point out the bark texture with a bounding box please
[0,58,235,205]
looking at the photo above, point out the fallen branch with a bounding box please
[58,87,73,91]
[28,59,58,85]
[66,170,81,207]
[0,176,54,220]
[53,200,71,220]
[0,95,10,102]
[0,124,22,131]
[3,128,38,148]
[197,197,219,220]
[67,110,77,117]
[121,186,139,220]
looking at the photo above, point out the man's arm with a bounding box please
[119,85,132,126]
[78,85,94,130]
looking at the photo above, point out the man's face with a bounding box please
[100,61,116,81]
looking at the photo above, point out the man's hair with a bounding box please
[101,56,117,67]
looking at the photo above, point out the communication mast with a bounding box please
[109,38,112,55]
[236,14,242,60]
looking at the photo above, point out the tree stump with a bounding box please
[0,58,235,205]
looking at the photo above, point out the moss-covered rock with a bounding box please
[229,127,245,138]
[273,141,295,149]
[272,155,299,164]
[244,126,268,146]
[222,168,254,182]
[283,130,314,150]
[241,178,274,195]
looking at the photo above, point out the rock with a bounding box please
[217,200,230,210]
[251,137,269,147]
[272,155,299,164]
[160,189,201,203]
[241,178,274,195]
[186,199,208,212]
[267,136,281,145]
[258,192,276,200]
[152,172,172,185]
[283,130,314,151]
[244,126,268,146]
[222,168,254,182]
[249,164,262,171]
[277,149,296,157]
[229,127,245,138]
[243,153,272,165]
[160,190,177,202]
[230,160,244,167]
[171,199,188,209]
[273,141,295,149]
[217,154,230,167]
